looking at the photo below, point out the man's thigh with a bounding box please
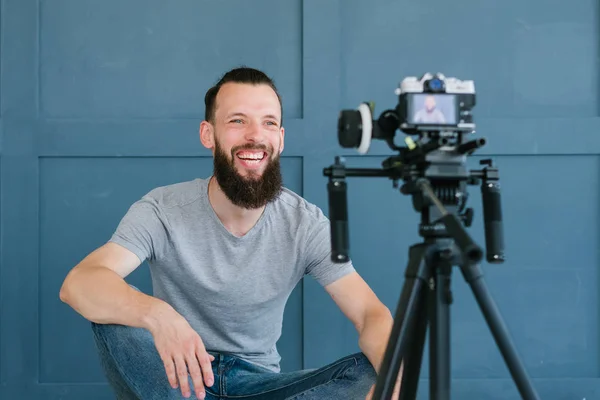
[223,352,377,400]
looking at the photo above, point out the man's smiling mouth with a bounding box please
[235,151,267,167]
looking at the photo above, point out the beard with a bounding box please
[212,139,283,209]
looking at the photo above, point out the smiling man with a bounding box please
[59,67,398,400]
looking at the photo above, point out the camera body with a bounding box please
[396,73,476,135]
[337,73,477,154]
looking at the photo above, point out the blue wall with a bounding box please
[1,0,599,398]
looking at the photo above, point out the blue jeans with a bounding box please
[91,322,377,399]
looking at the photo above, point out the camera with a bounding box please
[337,73,477,154]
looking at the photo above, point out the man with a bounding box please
[60,67,400,400]
[413,95,446,124]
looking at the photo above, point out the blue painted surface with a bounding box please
[1,0,599,398]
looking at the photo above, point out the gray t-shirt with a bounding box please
[109,177,355,372]
[413,108,446,124]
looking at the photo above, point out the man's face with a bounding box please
[201,82,285,209]
[425,96,436,111]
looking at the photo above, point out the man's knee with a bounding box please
[92,322,159,373]
[92,320,153,347]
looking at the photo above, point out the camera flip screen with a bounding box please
[407,93,457,125]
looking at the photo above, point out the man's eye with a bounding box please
[230,119,243,123]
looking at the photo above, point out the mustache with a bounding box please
[231,143,272,155]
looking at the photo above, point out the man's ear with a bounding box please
[279,127,285,154]
[199,121,214,150]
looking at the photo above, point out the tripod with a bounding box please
[370,179,540,400]
[324,156,541,400]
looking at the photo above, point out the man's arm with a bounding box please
[59,242,173,331]
[324,271,394,372]
[60,242,217,399]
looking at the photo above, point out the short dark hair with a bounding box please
[204,66,283,125]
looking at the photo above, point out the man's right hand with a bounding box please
[149,312,215,399]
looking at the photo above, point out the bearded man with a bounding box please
[59,67,400,400]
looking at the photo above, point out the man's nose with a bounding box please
[244,122,263,141]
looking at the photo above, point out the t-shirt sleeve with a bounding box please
[108,196,169,264]
[304,215,356,287]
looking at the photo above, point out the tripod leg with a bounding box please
[372,243,431,400]
[460,262,540,400]
[398,286,429,400]
[429,263,453,400]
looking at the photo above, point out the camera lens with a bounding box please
[338,110,363,148]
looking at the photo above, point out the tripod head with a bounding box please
[323,73,504,266]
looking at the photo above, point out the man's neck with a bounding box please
[207,176,266,237]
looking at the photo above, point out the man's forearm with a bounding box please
[358,306,394,373]
[60,266,173,331]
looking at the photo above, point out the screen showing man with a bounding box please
[410,94,456,125]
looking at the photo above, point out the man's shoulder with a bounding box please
[273,187,327,224]
[141,177,206,210]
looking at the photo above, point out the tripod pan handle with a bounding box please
[327,180,350,263]
[481,180,505,263]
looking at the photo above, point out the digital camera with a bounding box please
[338,73,477,154]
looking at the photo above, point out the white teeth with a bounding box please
[237,152,264,160]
